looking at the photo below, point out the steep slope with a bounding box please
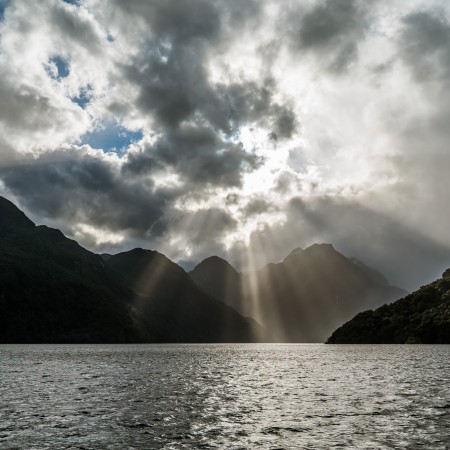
[106,249,261,342]
[327,270,450,344]
[190,244,406,342]
[0,197,137,343]
[0,196,260,343]
[348,258,389,286]
[189,256,244,314]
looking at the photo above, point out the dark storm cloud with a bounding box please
[285,0,369,73]
[179,207,237,247]
[396,8,450,147]
[0,79,73,133]
[113,0,296,187]
[242,197,277,216]
[124,126,262,187]
[298,0,363,46]
[274,171,303,194]
[117,0,223,129]
[393,9,450,143]
[109,0,259,41]
[114,0,221,43]
[398,9,450,84]
[0,150,175,238]
[270,106,298,140]
[122,63,292,185]
[123,46,296,136]
[0,136,17,168]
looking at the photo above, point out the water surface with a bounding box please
[0,344,449,449]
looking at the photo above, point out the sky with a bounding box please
[0,0,449,291]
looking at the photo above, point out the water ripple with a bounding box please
[0,344,449,449]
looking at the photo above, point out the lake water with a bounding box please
[0,344,449,449]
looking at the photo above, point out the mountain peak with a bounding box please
[125,247,159,258]
[192,255,238,274]
[282,243,340,266]
[106,247,186,296]
[109,247,181,274]
[189,255,243,315]
[305,243,335,253]
[282,247,304,264]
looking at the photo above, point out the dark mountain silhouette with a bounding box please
[327,269,450,344]
[0,196,259,343]
[189,256,243,314]
[190,244,406,342]
[0,197,137,343]
[100,253,112,261]
[105,249,262,342]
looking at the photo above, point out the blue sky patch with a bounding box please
[80,121,143,153]
[72,92,90,109]
[0,0,11,22]
[71,85,92,109]
[47,55,70,79]
[61,0,79,6]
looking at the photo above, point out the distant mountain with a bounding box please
[348,258,389,286]
[189,256,243,314]
[190,244,406,342]
[106,249,261,342]
[327,270,450,344]
[0,196,259,343]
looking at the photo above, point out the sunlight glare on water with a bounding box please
[0,344,449,449]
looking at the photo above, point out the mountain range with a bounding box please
[0,195,416,343]
[0,196,259,343]
[189,245,406,342]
